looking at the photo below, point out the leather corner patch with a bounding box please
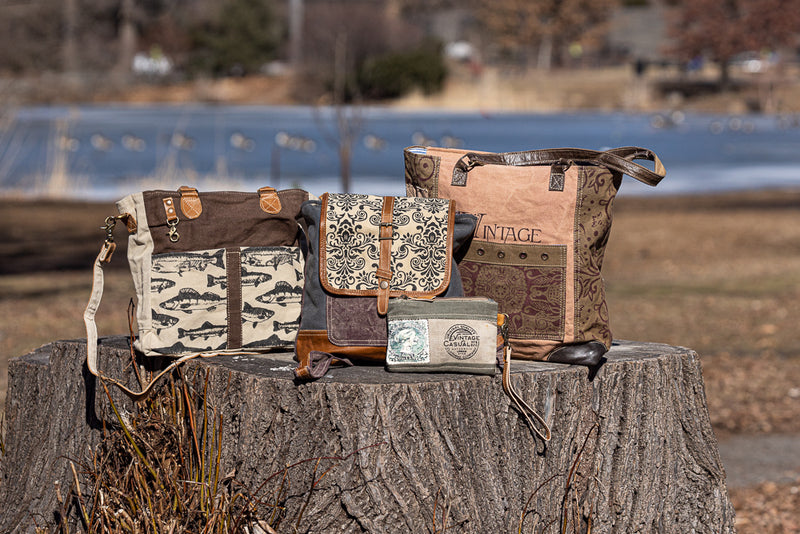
[179,187,203,219]
[259,187,282,214]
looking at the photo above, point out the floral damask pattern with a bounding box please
[460,261,565,340]
[323,194,451,293]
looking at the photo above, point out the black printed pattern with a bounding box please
[324,194,450,292]
[147,247,304,354]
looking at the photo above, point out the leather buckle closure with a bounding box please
[375,197,395,314]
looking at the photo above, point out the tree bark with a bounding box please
[0,338,735,533]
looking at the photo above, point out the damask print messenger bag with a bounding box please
[293,193,477,379]
[404,146,666,367]
[84,186,310,399]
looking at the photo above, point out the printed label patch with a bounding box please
[443,324,480,360]
[387,319,430,364]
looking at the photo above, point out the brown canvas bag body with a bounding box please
[404,146,665,366]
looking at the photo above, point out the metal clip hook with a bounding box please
[101,215,126,244]
[167,218,180,243]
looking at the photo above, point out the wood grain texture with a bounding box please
[0,338,735,533]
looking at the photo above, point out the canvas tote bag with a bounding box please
[85,185,310,398]
[404,146,666,367]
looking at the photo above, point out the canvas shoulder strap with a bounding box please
[84,216,234,401]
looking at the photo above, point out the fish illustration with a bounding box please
[153,340,227,354]
[243,334,284,349]
[151,310,179,331]
[161,288,224,313]
[151,278,176,293]
[207,274,227,290]
[151,341,194,355]
[274,319,300,333]
[245,250,299,270]
[241,303,275,326]
[255,281,303,305]
[240,268,273,287]
[152,250,225,276]
[178,321,227,340]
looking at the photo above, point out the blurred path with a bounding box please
[718,433,800,488]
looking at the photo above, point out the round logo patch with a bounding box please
[443,324,480,360]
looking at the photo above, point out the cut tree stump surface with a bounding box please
[1,337,735,533]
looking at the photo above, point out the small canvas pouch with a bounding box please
[386,298,499,375]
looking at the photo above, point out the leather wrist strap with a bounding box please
[498,314,552,442]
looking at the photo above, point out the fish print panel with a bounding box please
[241,246,304,348]
[150,248,228,353]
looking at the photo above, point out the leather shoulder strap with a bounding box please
[456,146,665,187]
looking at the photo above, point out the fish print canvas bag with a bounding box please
[404,146,665,367]
[293,193,477,379]
[84,185,309,398]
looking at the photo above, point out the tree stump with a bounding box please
[0,337,735,533]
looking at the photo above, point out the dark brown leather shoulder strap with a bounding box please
[455,146,665,187]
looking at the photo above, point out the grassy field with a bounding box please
[1,189,799,531]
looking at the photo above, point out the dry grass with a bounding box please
[61,373,278,533]
[48,367,380,533]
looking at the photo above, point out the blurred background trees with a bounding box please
[473,0,619,69]
[667,0,800,86]
[0,0,797,103]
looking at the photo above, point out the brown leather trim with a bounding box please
[318,194,455,299]
[226,249,242,349]
[162,197,178,223]
[259,186,282,214]
[120,212,137,233]
[375,196,394,315]
[295,330,386,364]
[179,186,202,219]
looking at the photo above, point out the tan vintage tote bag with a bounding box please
[404,146,665,367]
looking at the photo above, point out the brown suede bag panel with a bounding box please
[143,189,308,255]
[327,297,388,346]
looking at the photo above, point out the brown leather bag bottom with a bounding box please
[295,330,386,369]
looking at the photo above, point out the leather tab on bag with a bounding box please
[375,196,395,315]
[549,161,570,191]
[162,197,179,223]
[99,241,116,263]
[179,186,202,219]
[120,212,137,233]
[452,154,474,186]
[259,186,282,214]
